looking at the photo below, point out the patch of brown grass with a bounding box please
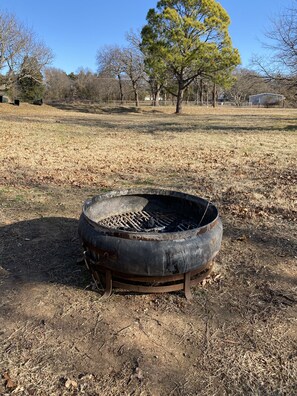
[0,103,296,395]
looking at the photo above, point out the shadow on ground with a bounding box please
[48,102,141,114]
[0,217,90,288]
[1,215,296,294]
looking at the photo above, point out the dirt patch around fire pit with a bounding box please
[0,103,296,395]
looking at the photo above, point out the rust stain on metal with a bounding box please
[83,252,214,300]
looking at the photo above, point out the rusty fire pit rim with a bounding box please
[81,188,220,240]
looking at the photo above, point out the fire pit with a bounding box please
[78,189,222,299]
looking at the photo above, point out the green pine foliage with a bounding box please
[17,56,45,102]
[141,0,241,113]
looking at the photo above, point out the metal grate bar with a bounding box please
[99,210,198,232]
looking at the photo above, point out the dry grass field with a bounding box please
[0,103,296,395]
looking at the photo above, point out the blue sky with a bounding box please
[0,0,292,74]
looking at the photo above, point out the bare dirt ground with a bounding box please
[0,103,296,395]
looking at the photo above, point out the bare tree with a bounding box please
[96,45,126,103]
[264,4,297,76]
[0,12,53,91]
[120,47,146,107]
[95,31,147,106]
[121,32,146,107]
[44,68,72,101]
[252,1,297,102]
[226,67,271,105]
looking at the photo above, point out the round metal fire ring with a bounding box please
[78,189,223,299]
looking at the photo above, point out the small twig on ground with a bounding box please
[93,314,102,337]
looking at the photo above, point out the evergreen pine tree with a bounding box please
[17,56,45,102]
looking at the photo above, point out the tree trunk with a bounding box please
[212,82,217,108]
[135,90,139,107]
[185,88,189,104]
[117,74,124,104]
[152,83,161,106]
[153,89,160,106]
[195,85,199,105]
[150,86,154,106]
[149,80,161,106]
[175,84,184,114]
[132,81,139,107]
[199,79,204,105]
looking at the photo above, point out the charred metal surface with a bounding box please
[80,189,220,242]
[78,189,223,297]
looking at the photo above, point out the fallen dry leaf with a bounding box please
[3,371,17,390]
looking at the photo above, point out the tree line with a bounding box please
[1,0,297,113]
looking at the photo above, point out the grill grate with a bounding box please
[99,210,198,233]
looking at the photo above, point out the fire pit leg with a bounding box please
[184,272,193,301]
[102,269,112,298]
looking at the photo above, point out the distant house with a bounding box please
[249,93,285,106]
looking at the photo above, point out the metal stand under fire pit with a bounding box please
[83,247,214,300]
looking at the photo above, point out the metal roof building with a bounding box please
[249,93,285,106]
